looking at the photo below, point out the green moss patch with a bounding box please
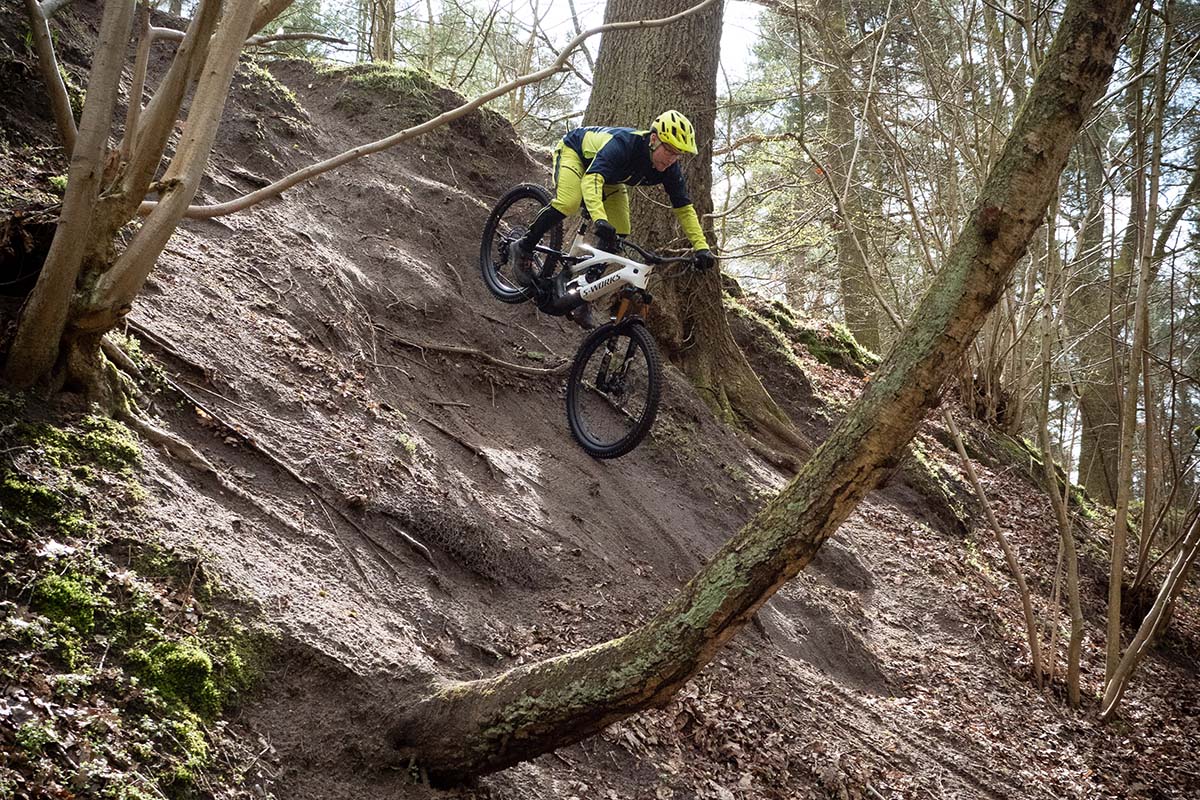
[0,407,276,799]
[728,295,880,377]
[1,413,140,541]
[992,433,1102,521]
[321,62,444,121]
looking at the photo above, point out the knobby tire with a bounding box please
[566,320,662,459]
[478,183,562,304]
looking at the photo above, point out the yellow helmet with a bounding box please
[651,110,698,155]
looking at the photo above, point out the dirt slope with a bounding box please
[2,3,1199,799]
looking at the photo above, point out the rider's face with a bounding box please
[650,134,681,171]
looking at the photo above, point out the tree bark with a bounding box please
[391,0,1136,782]
[369,0,395,62]
[582,0,805,452]
[23,0,77,154]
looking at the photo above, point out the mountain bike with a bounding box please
[479,183,698,459]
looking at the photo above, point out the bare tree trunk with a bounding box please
[820,0,881,353]
[1106,1,1172,687]
[390,0,1136,781]
[785,248,807,309]
[1068,127,1119,505]
[1101,508,1200,719]
[77,0,262,328]
[944,411,1042,687]
[4,0,265,394]
[425,0,435,73]
[23,0,77,154]
[1037,214,1084,705]
[370,0,395,62]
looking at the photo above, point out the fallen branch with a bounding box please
[148,27,349,47]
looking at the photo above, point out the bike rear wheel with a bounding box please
[479,183,563,303]
[566,320,662,459]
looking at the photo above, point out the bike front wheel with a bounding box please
[479,183,563,304]
[566,320,663,459]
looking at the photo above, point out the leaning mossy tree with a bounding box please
[391,0,1138,782]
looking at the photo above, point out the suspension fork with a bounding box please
[596,319,645,393]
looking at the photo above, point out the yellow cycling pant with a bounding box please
[549,142,631,236]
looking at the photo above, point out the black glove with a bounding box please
[594,219,619,253]
[694,249,716,271]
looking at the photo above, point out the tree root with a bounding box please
[734,429,804,473]
[119,410,304,538]
[418,416,499,479]
[116,322,431,578]
[154,373,422,579]
[123,317,218,382]
[384,328,571,377]
[100,335,145,383]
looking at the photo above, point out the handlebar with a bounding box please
[618,238,695,266]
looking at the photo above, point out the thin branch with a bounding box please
[120,4,153,166]
[148,27,349,46]
[24,0,77,153]
[147,0,720,219]
[713,132,803,157]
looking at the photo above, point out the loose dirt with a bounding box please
[1,3,1197,798]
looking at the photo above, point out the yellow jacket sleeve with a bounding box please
[582,173,609,223]
[673,204,710,250]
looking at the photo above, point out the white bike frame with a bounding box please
[557,242,655,305]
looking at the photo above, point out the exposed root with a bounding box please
[120,318,432,576]
[123,317,218,381]
[156,372,413,579]
[384,328,571,377]
[747,409,812,458]
[418,416,499,479]
[119,410,292,526]
[385,521,435,566]
[736,429,804,473]
[100,335,145,383]
[480,311,561,358]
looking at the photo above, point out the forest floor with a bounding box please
[1,3,1199,799]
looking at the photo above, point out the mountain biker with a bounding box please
[508,109,717,328]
